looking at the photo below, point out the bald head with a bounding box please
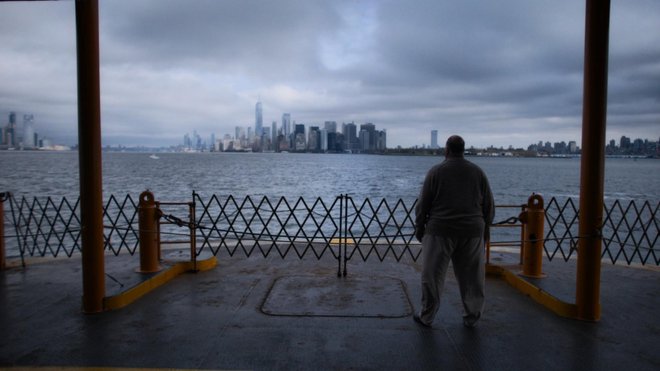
[445,135,465,158]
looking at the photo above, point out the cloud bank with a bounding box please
[0,0,658,148]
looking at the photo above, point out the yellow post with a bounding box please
[576,0,610,322]
[519,194,545,278]
[138,191,162,273]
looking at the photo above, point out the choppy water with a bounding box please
[1,151,658,204]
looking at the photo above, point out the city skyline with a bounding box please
[180,105,388,154]
[0,111,57,150]
[1,109,658,156]
[1,1,658,149]
[174,120,658,157]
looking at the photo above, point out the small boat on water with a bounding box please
[149,154,159,160]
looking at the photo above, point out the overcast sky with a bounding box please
[0,0,658,149]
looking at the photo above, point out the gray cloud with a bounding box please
[100,0,340,79]
[0,0,658,149]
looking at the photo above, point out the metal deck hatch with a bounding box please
[261,275,413,318]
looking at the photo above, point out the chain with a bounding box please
[161,213,190,228]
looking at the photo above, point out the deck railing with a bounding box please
[2,192,658,267]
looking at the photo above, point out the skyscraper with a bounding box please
[377,130,387,151]
[360,123,376,152]
[294,124,306,151]
[5,112,16,146]
[620,136,631,150]
[320,128,328,152]
[359,129,369,152]
[343,122,357,151]
[271,121,277,149]
[431,130,438,149]
[294,124,305,137]
[255,101,263,137]
[22,114,35,148]
[282,113,291,138]
[324,121,337,133]
[308,126,320,152]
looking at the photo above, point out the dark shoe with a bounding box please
[463,314,480,328]
[413,314,432,328]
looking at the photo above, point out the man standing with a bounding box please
[413,135,494,328]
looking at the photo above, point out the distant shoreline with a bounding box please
[0,147,657,159]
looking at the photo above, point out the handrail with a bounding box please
[3,192,658,266]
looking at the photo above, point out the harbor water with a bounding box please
[1,151,658,260]
[1,151,658,203]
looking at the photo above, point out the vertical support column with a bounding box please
[76,0,105,313]
[337,195,343,277]
[0,192,6,270]
[189,201,197,272]
[576,0,610,321]
[156,201,162,262]
[519,204,526,266]
[342,194,349,277]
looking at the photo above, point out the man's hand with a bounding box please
[415,227,425,243]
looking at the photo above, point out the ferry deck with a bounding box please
[2,250,658,370]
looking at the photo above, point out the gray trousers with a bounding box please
[419,234,485,325]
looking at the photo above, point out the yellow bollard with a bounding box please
[519,194,545,278]
[137,190,162,273]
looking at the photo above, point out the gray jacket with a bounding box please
[415,157,494,239]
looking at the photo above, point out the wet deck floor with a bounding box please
[1,250,659,370]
